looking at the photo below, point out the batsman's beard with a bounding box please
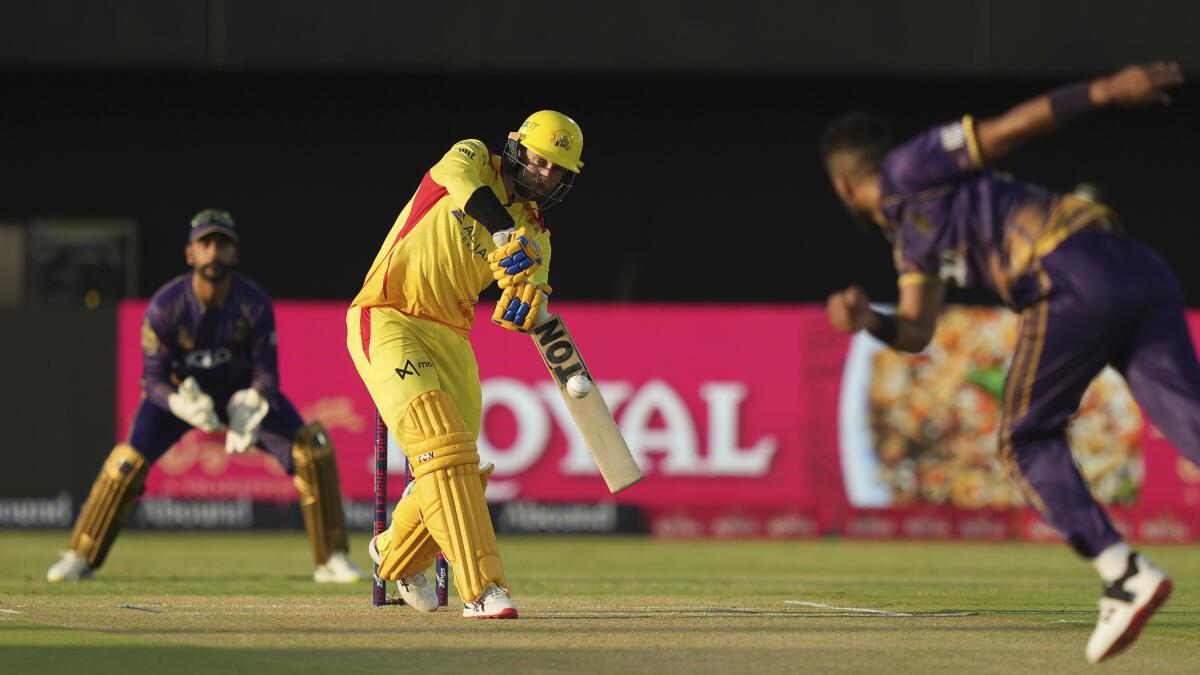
[510,173,549,202]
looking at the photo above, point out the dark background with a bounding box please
[3,0,1200,307]
[2,70,1195,307]
[3,0,1199,502]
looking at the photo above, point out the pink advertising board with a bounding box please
[115,301,1200,540]
[116,302,847,512]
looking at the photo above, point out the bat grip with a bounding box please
[492,229,515,247]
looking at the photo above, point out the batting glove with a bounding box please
[492,282,552,333]
[487,227,542,289]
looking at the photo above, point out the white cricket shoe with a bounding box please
[463,583,519,619]
[46,550,92,582]
[368,534,439,612]
[1085,552,1173,664]
[395,570,440,613]
[313,551,366,584]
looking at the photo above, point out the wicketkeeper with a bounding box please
[48,210,364,584]
[347,110,583,618]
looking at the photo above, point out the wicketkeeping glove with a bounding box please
[225,387,269,454]
[492,282,552,333]
[167,377,223,433]
[487,227,542,289]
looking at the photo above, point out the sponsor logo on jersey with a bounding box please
[938,249,968,286]
[184,348,233,369]
[395,359,431,380]
[141,320,159,355]
[461,224,488,260]
[939,123,966,152]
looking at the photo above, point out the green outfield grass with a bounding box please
[1,531,1198,674]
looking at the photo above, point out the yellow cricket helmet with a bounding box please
[512,110,584,173]
[502,110,584,210]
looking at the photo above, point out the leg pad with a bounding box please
[397,391,505,602]
[376,464,494,582]
[292,422,349,564]
[69,444,148,568]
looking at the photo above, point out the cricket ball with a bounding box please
[566,374,592,399]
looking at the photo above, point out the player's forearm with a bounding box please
[865,279,944,353]
[975,78,1106,163]
[145,377,176,409]
[247,310,280,399]
[250,371,278,399]
[249,344,280,398]
[142,346,176,408]
[865,311,935,353]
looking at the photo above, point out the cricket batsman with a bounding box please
[820,62,1190,663]
[347,110,583,618]
[47,210,365,584]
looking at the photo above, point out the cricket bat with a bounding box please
[530,313,643,493]
[491,228,642,493]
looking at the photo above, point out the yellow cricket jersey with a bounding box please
[352,139,551,336]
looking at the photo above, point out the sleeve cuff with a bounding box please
[465,186,516,233]
[898,272,940,288]
[962,115,983,168]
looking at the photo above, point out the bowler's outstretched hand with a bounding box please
[1093,61,1184,107]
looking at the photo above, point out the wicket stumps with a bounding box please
[372,410,450,607]
[372,411,389,606]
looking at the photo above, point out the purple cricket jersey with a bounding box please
[876,117,1200,558]
[140,273,280,410]
[880,116,1114,309]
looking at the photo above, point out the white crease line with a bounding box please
[784,602,1099,619]
[0,609,23,614]
[785,601,913,617]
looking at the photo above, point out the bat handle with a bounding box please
[535,308,557,326]
[492,229,515,247]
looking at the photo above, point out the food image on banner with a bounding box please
[839,306,1143,509]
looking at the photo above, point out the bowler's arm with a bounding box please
[975,61,1183,163]
[828,278,946,354]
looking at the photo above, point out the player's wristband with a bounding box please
[465,186,516,232]
[867,312,898,345]
[1048,81,1093,123]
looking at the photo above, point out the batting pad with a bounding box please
[70,444,148,568]
[416,462,506,603]
[399,390,505,602]
[292,422,349,564]
[377,463,494,582]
